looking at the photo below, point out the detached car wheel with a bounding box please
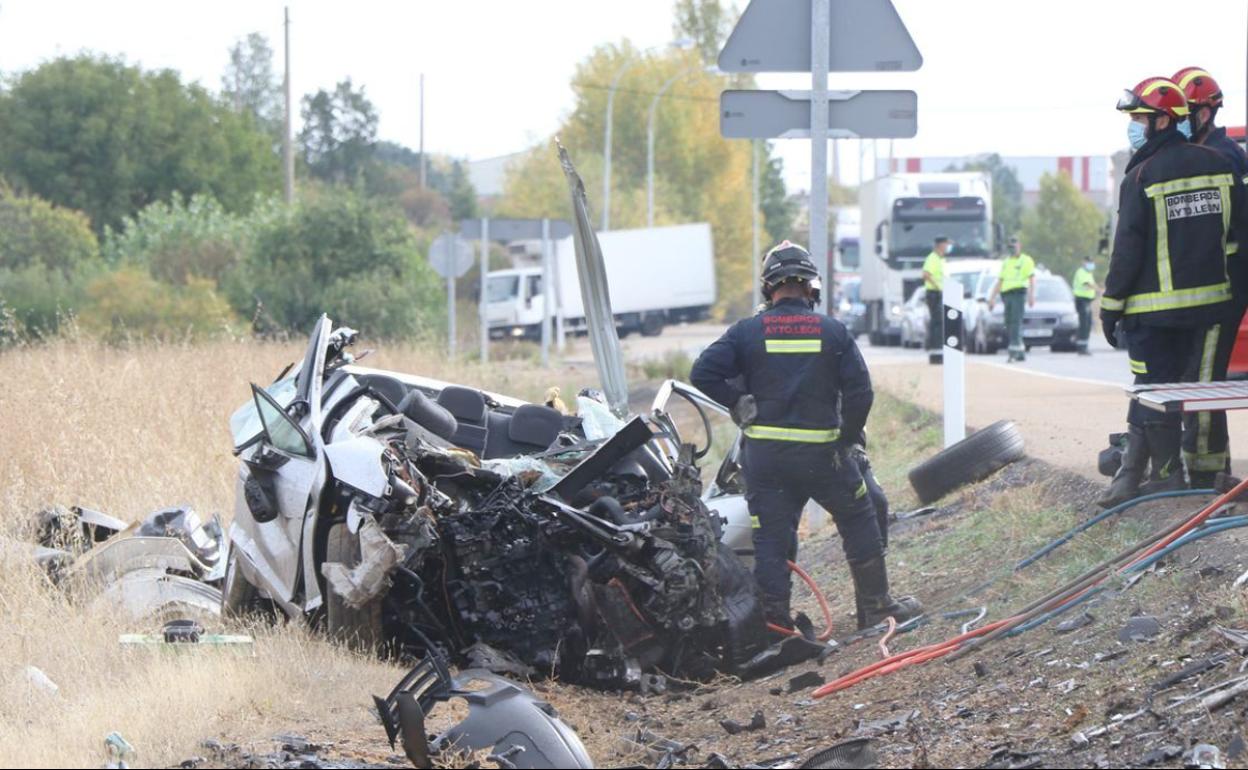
[325,522,384,654]
[908,420,1025,504]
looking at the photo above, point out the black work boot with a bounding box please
[1096,425,1148,509]
[1139,423,1186,495]
[850,556,924,630]
[762,595,795,631]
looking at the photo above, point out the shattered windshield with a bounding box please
[230,375,297,449]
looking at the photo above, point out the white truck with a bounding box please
[859,172,1002,346]
[486,223,717,340]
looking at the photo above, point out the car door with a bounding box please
[650,380,753,559]
[232,316,332,606]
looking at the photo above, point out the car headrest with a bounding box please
[509,404,563,449]
[398,389,458,441]
[437,386,487,422]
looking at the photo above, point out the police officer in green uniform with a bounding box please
[1072,258,1098,356]
[988,237,1036,362]
[922,237,950,356]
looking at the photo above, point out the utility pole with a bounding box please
[282,6,294,205]
[419,73,427,189]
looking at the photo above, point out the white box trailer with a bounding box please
[486,222,717,339]
[858,172,1000,345]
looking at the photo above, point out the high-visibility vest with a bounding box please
[1073,266,1096,299]
[1000,253,1035,293]
[923,250,943,291]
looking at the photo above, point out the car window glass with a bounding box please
[253,384,313,457]
[1036,278,1072,303]
[230,375,297,449]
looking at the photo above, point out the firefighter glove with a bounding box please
[1100,308,1122,349]
[731,394,758,428]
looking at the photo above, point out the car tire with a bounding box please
[908,420,1026,504]
[640,312,665,337]
[221,547,267,619]
[325,522,384,654]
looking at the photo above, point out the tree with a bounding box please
[947,153,1023,238]
[222,33,282,136]
[299,79,379,185]
[1020,172,1104,279]
[760,143,795,246]
[496,45,778,318]
[445,160,479,221]
[672,0,736,61]
[0,55,280,234]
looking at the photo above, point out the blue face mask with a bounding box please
[1128,121,1147,150]
[1178,119,1193,139]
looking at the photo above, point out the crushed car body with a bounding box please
[224,317,815,687]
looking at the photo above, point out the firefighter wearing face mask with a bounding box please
[690,241,922,631]
[1098,77,1248,508]
[1172,67,1248,487]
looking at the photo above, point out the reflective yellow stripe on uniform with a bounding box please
[743,425,841,443]
[1143,173,1235,197]
[854,481,868,500]
[1195,326,1221,463]
[1101,295,1125,311]
[750,515,760,529]
[1122,282,1231,314]
[1129,358,1148,374]
[765,339,822,354]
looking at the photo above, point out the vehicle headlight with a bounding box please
[890,304,902,317]
[1062,313,1078,326]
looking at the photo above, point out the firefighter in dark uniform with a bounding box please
[1173,67,1248,487]
[1098,77,1248,508]
[691,241,922,630]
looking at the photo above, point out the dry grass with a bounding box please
[0,336,582,768]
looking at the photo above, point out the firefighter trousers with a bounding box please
[742,439,884,601]
[1181,306,1243,476]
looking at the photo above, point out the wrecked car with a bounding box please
[224,317,803,686]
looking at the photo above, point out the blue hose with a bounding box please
[1013,489,1214,572]
[1005,515,1248,637]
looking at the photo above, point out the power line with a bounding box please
[574,81,719,105]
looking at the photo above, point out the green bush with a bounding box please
[78,267,237,342]
[227,190,445,338]
[0,184,100,335]
[103,194,280,284]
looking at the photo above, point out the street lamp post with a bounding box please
[647,64,713,227]
[602,58,643,232]
[601,39,693,232]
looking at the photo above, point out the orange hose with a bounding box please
[765,561,835,642]
[811,476,1248,700]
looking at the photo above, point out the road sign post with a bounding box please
[942,280,966,447]
[719,0,921,313]
[428,233,474,358]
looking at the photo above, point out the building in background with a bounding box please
[877,155,1114,210]
[467,151,524,206]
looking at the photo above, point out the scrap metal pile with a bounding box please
[316,401,782,686]
[225,320,821,694]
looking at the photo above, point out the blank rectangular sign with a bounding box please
[720,90,918,139]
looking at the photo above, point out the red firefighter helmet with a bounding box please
[1172,67,1223,108]
[1116,77,1190,120]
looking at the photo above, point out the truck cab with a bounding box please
[859,173,1001,346]
[486,268,546,340]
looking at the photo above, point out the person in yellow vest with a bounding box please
[1072,258,1098,356]
[922,236,951,356]
[988,236,1036,362]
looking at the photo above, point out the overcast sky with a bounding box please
[1,0,1246,192]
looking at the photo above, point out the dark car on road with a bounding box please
[973,271,1080,354]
